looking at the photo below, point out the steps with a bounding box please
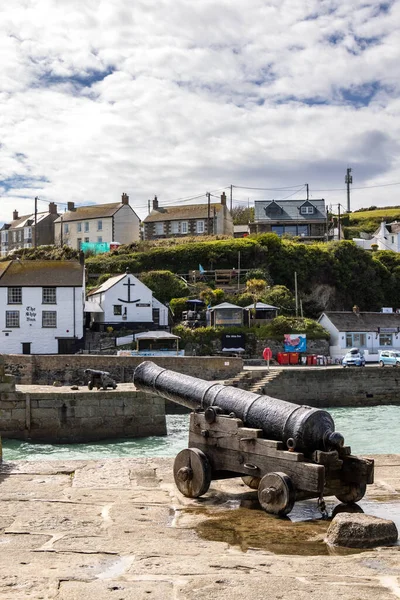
[247,369,283,394]
[224,369,283,393]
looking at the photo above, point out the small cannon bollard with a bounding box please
[84,369,117,391]
[133,361,374,516]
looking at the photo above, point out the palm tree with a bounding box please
[246,278,268,323]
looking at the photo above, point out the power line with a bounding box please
[233,184,307,191]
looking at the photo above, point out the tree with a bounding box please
[139,271,188,304]
[231,206,254,225]
[246,278,268,320]
[264,285,295,315]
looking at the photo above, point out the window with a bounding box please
[77,222,82,232]
[6,310,19,327]
[84,222,89,232]
[345,333,366,348]
[64,223,69,234]
[154,222,164,235]
[181,221,188,234]
[42,311,57,328]
[13,231,17,242]
[379,333,393,346]
[84,237,89,242]
[77,238,82,249]
[97,236,102,243]
[196,220,205,234]
[97,220,103,231]
[171,221,179,234]
[301,205,314,214]
[24,227,32,240]
[8,287,22,304]
[392,236,395,244]
[42,287,56,304]
[113,305,122,315]
[1,231,8,243]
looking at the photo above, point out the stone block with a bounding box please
[326,513,398,548]
[11,409,27,422]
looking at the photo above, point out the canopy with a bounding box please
[84,301,104,313]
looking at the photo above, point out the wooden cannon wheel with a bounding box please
[173,448,212,498]
[335,482,367,504]
[257,472,296,516]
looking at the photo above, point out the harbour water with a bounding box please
[2,405,400,461]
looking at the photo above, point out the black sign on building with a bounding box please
[221,333,246,353]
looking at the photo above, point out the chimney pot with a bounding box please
[13,210,18,220]
[220,192,227,206]
[67,202,75,211]
[49,202,57,215]
[122,192,129,205]
[153,195,159,210]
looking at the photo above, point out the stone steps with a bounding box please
[248,369,283,394]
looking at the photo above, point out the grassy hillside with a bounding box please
[343,206,400,238]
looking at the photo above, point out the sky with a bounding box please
[1,0,400,224]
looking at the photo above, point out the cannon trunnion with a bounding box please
[134,361,374,516]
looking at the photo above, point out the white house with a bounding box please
[0,259,85,354]
[54,193,140,250]
[86,269,168,332]
[318,309,400,362]
[353,221,400,252]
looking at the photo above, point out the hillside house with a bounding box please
[0,203,59,257]
[353,221,400,252]
[318,309,400,362]
[249,199,328,240]
[85,269,168,332]
[142,193,234,240]
[0,259,85,354]
[54,193,140,250]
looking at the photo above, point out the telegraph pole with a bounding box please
[206,192,211,234]
[34,196,38,248]
[230,185,233,213]
[345,167,352,212]
[305,183,309,201]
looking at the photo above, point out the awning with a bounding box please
[84,301,104,313]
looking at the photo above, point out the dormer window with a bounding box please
[300,205,314,215]
[264,201,282,217]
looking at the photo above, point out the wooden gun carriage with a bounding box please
[134,361,374,516]
[84,369,117,391]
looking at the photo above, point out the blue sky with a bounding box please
[1,0,400,223]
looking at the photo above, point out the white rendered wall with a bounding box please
[0,286,84,354]
[113,205,140,244]
[91,275,153,324]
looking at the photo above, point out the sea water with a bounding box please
[2,405,400,461]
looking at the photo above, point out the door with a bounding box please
[58,339,75,354]
[22,343,31,355]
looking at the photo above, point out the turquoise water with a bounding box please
[2,405,400,460]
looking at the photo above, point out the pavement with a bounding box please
[0,455,399,600]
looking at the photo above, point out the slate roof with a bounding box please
[209,302,243,310]
[0,260,84,287]
[320,311,400,331]
[143,203,224,223]
[87,273,126,296]
[8,212,52,229]
[54,202,128,223]
[254,199,326,222]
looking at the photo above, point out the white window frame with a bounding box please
[77,222,82,232]
[42,311,57,328]
[64,223,69,234]
[154,222,164,235]
[379,333,393,346]
[181,221,188,234]
[6,310,20,327]
[345,332,367,348]
[24,227,32,240]
[300,206,314,215]
[8,287,22,304]
[171,221,180,234]
[97,236,102,243]
[84,221,89,232]
[42,287,57,304]
[97,220,103,231]
[196,220,205,234]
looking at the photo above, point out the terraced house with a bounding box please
[142,193,234,240]
[54,193,140,250]
[0,203,59,257]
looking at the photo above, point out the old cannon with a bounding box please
[84,369,117,390]
[133,361,374,516]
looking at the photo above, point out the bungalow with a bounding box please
[318,309,400,362]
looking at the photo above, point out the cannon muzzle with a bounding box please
[133,361,344,453]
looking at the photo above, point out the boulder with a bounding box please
[326,513,398,548]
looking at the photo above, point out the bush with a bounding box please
[139,271,188,304]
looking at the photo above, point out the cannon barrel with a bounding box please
[133,361,344,453]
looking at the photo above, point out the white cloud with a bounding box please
[1,0,400,226]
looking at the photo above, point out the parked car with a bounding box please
[379,350,400,367]
[342,348,366,367]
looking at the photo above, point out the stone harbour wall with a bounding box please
[3,355,243,385]
[263,366,400,406]
[0,388,166,443]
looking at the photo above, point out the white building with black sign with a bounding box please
[0,259,85,354]
[86,269,168,332]
[318,309,400,362]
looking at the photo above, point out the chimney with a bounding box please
[153,195,159,210]
[67,202,75,211]
[121,192,129,205]
[13,210,18,220]
[353,305,360,315]
[49,202,57,215]
[220,192,227,206]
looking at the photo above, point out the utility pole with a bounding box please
[34,196,38,248]
[305,183,309,201]
[237,251,241,292]
[206,192,211,234]
[345,167,352,212]
[230,185,233,213]
[147,199,151,215]
[294,271,298,317]
[338,204,341,240]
